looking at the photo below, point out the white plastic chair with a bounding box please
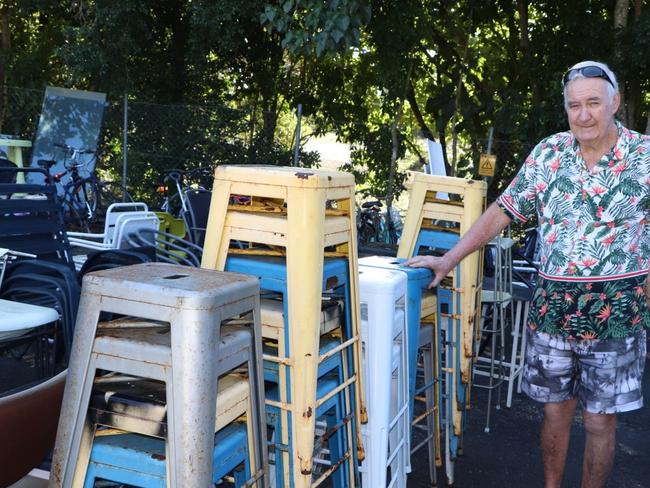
[67,202,150,250]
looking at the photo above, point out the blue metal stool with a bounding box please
[225,255,359,488]
[266,375,347,488]
[410,227,471,482]
[357,256,433,418]
[84,422,250,488]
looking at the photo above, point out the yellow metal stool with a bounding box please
[201,165,366,488]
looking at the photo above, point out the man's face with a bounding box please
[565,77,620,146]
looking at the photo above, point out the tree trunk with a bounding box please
[626,0,644,130]
[439,126,452,177]
[614,0,630,125]
[0,5,11,133]
[517,0,540,107]
[406,80,434,140]
[387,109,400,241]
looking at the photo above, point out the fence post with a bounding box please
[292,103,302,166]
[122,93,128,201]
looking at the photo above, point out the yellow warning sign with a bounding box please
[478,153,496,177]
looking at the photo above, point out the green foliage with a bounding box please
[2,0,650,207]
[260,0,371,57]
[341,124,407,199]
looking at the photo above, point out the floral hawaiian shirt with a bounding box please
[496,121,650,339]
[497,121,650,282]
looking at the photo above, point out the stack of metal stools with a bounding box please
[201,165,366,488]
[397,173,487,486]
[224,255,355,488]
[357,266,410,488]
[49,263,268,487]
[474,232,516,433]
[359,255,438,486]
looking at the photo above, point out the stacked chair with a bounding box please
[201,165,366,488]
[0,248,60,385]
[50,263,268,487]
[0,168,80,361]
[67,202,160,269]
[0,168,155,363]
[396,172,487,485]
[183,188,212,247]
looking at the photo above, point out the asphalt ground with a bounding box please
[407,351,650,488]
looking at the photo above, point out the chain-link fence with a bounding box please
[0,84,539,209]
[0,85,256,206]
[0,85,42,140]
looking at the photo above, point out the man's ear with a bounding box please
[611,92,621,114]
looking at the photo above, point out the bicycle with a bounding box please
[357,199,402,247]
[38,143,132,232]
[157,166,213,218]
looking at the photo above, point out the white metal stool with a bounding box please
[49,263,267,488]
[358,266,410,488]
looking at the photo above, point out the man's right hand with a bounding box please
[405,254,454,289]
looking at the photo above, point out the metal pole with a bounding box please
[292,104,302,166]
[122,93,128,201]
[484,126,494,185]
[486,126,494,155]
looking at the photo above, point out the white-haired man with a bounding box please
[407,61,650,488]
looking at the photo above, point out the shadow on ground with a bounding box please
[408,355,650,487]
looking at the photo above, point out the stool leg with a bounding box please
[50,293,101,488]
[277,306,292,488]
[72,417,98,487]
[286,187,326,487]
[166,310,221,487]
[422,331,437,486]
[200,178,233,270]
[517,307,530,394]
[247,304,268,487]
[397,181,427,259]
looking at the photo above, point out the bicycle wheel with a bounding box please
[62,181,94,233]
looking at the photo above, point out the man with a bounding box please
[407,61,650,488]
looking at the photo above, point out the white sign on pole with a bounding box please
[426,139,448,200]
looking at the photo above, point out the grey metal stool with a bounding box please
[50,263,267,488]
[78,323,263,487]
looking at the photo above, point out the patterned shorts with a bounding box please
[522,328,647,414]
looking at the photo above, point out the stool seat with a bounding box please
[226,255,349,291]
[0,298,58,340]
[90,373,249,438]
[261,298,341,339]
[81,262,257,310]
[226,211,350,246]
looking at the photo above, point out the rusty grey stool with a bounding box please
[49,263,267,488]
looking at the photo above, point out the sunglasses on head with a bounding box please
[563,66,614,87]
